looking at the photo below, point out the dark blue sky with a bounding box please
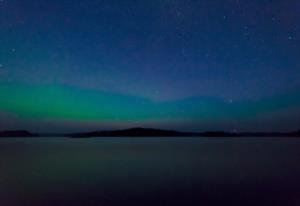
[0,0,299,132]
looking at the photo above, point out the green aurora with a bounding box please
[0,82,299,132]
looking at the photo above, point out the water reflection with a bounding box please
[1,137,300,206]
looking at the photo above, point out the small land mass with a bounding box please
[68,128,300,138]
[68,128,193,138]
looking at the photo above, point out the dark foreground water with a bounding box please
[0,137,300,206]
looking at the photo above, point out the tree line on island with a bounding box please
[0,128,300,138]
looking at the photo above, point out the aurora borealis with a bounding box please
[0,0,300,132]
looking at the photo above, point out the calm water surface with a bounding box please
[0,137,300,206]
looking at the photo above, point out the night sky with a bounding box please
[0,0,299,132]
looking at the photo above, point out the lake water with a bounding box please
[0,137,300,206]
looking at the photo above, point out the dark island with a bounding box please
[68,128,193,138]
[67,128,300,138]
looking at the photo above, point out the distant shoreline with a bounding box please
[1,128,299,138]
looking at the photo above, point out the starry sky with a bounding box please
[0,0,299,132]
